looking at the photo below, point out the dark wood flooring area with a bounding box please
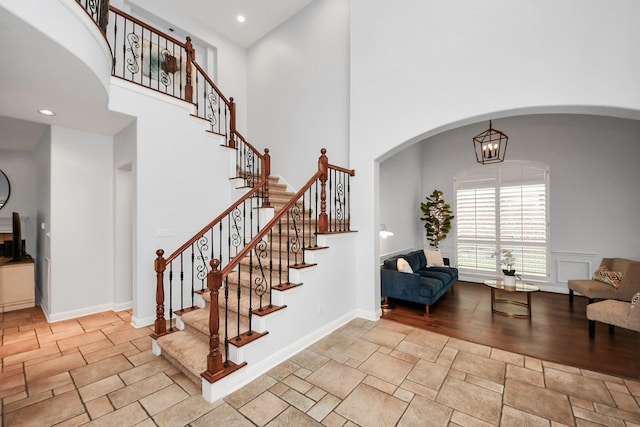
[382,281,640,381]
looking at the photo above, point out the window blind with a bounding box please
[455,162,548,279]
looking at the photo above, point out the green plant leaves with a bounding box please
[420,189,454,248]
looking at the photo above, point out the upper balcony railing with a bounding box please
[76,0,109,34]
[106,6,265,188]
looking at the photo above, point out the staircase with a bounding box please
[153,175,304,385]
[90,3,357,402]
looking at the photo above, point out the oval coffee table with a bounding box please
[483,279,539,319]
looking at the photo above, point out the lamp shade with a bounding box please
[379,224,394,239]
[473,120,508,164]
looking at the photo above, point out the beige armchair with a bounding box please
[586,292,640,338]
[568,257,640,305]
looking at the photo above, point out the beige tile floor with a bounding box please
[2,307,640,426]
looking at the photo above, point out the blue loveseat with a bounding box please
[381,249,458,313]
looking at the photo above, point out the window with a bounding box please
[455,161,548,280]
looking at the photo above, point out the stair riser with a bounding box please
[202,284,279,313]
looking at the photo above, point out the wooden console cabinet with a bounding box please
[0,257,35,313]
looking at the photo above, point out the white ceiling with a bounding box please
[0,0,312,151]
[163,0,314,48]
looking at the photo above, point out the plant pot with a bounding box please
[503,275,516,290]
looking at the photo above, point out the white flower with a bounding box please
[500,249,516,270]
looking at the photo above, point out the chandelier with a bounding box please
[472,120,508,164]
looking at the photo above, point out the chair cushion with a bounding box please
[587,299,636,330]
[568,279,621,300]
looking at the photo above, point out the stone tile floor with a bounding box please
[1,307,640,426]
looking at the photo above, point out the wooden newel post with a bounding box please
[202,259,224,381]
[184,36,195,104]
[318,148,329,233]
[153,249,167,337]
[262,148,271,208]
[228,98,237,148]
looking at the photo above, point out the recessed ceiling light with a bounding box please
[38,109,55,116]
[237,15,246,23]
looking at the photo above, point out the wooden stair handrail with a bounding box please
[189,60,231,107]
[234,131,264,163]
[328,163,356,176]
[109,6,187,48]
[165,174,268,264]
[219,154,328,278]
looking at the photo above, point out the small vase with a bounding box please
[503,275,516,290]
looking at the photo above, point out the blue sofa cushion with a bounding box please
[419,277,445,297]
[382,258,397,270]
[417,270,452,284]
[426,266,458,281]
[404,251,423,272]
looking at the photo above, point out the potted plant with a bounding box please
[420,189,454,249]
[500,249,517,289]
[500,249,516,276]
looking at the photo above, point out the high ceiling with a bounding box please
[162,0,314,48]
[0,0,313,151]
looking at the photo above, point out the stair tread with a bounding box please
[157,331,209,384]
[181,306,251,338]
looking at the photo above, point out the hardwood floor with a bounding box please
[382,281,640,381]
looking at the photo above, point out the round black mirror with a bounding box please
[0,170,10,210]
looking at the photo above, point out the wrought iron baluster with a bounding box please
[314,180,319,245]
[196,235,209,292]
[210,228,214,265]
[168,262,174,331]
[179,253,184,312]
[301,192,306,258]
[286,214,291,276]
[190,245,195,305]
[268,230,273,306]
[253,240,268,312]
[278,220,283,287]
[347,173,351,231]
[218,221,223,270]
[235,266,241,341]
[329,169,334,232]
[290,206,300,266]
[335,170,345,232]
[223,276,229,367]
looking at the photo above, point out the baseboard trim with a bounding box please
[131,314,156,329]
[43,302,116,323]
[41,300,134,324]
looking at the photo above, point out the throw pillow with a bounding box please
[592,265,624,288]
[631,292,640,308]
[397,258,414,273]
[424,249,445,267]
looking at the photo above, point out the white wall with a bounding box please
[34,128,52,312]
[350,0,640,317]
[379,143,423,257]
[109,82,234,326]
[49,127,114,317]
[417,114,640,291]
[247,0,350,188]
[114,121,136,308]
[126,0,248,133]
